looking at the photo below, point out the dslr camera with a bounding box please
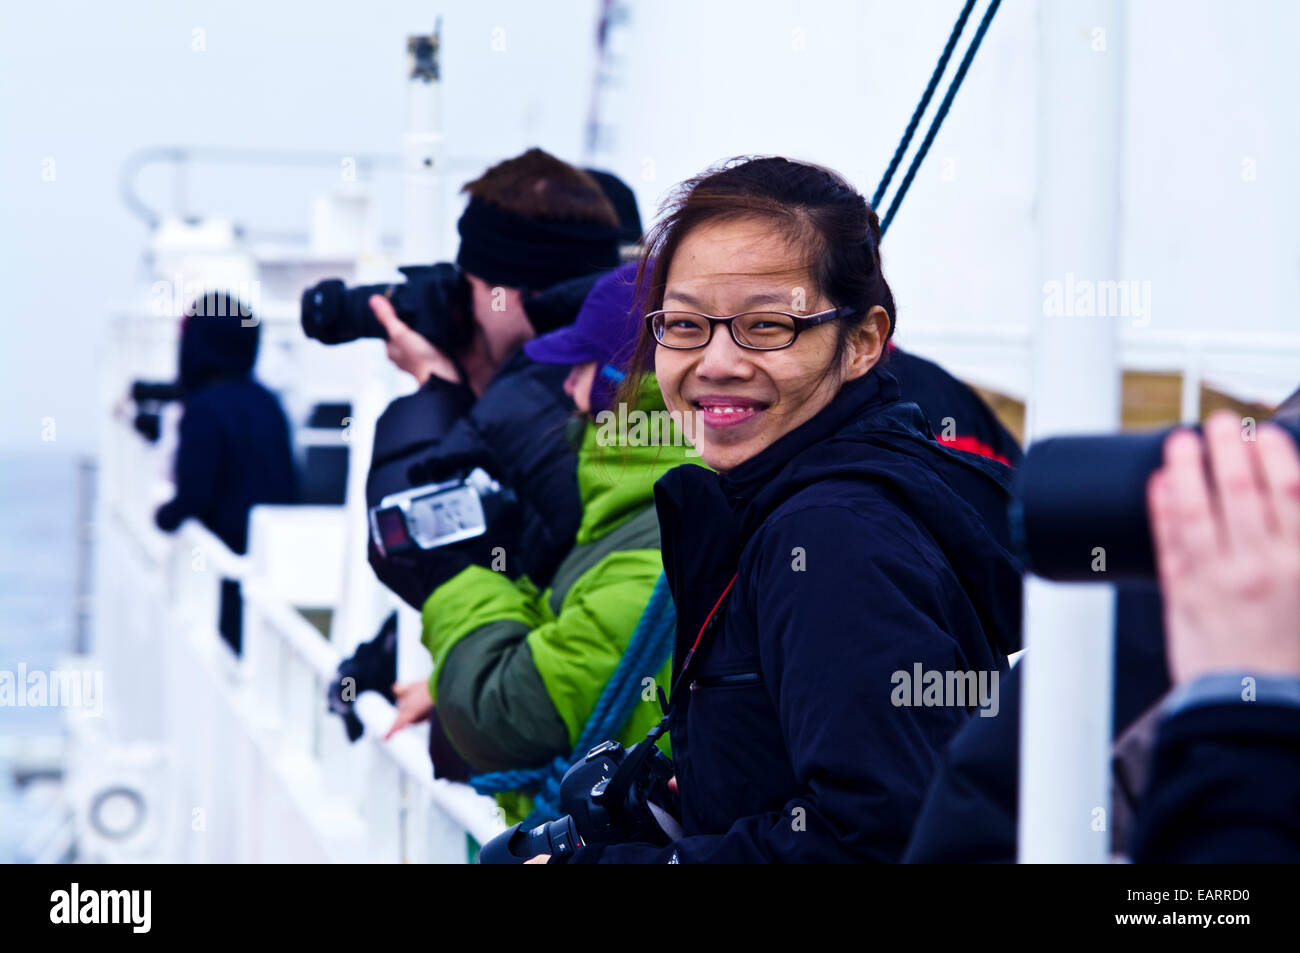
[300,262,474,354]
[479,737,682,864]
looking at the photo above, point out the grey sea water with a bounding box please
[0,451,86,861]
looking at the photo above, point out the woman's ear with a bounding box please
[843,305,890,380]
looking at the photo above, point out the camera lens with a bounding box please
[1015,420,1300,581]
[300,280,350,344]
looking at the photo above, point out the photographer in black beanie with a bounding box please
[365,148,634,610]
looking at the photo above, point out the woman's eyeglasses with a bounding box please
[646,306,858,351]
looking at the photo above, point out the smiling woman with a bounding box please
[552,156,1023,864]
[620,157,896,473]
[649,216,886,471]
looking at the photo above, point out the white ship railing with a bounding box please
[90,453,503,862]
[898,324,1300,422]
[85,303,506,863]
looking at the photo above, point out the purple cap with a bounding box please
[524,262,647,410]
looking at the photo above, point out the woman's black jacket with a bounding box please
[560,367,1022,863]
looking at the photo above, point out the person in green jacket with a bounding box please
[387,262,698,823]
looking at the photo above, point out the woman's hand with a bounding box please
[384,679,435,739]
[524,854,551,864]
[370,294,461,387]
[1147,411,1300,684]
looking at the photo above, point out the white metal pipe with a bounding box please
[399,32,445,264]
[394,29,447,684]
[331,31,447,657]
[1180,335,1203,424]
[902,322,1300,356]
[1018,0,1124,864]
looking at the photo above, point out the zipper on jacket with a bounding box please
[689,671,762,692]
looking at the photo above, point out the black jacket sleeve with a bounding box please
[1132,701,1300,863]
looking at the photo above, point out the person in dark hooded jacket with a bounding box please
[546,157,1021,864]
[155,292,298,651]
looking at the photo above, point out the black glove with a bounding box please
[327,612,399,742]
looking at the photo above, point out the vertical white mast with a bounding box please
[336,27,447,670]
[1018,0,1125,863]
[401,26,446,263]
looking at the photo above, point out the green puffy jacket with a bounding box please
[421,378,698,822]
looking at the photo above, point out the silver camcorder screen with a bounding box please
[407,484,487,548]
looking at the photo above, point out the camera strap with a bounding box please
[658,571,740,723]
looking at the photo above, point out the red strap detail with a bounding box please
[678,573,739,677]
[936,432,1012,466]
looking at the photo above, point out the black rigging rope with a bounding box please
[876,0,1003,237]
[871,0,977,211]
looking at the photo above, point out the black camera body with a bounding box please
[300,262,474,354]
[479,737,681,864]
[128,379,185,443]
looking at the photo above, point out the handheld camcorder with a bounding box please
[1012,418,1300,582]
[369,467,516,558]
[300,262,474,354]
[479,737,682,864]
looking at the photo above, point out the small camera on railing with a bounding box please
[368,467,514,557]
[128,379,184,443]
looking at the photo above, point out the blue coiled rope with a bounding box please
[468,572,677,827]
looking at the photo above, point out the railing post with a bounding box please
[1180,334,1203,424]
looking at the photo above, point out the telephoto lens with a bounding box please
[1012,419,1300,582]
[299,263,473,351]
[299,279,385,344]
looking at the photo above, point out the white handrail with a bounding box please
[93,416,505,862]
[240,576,339,680]
[354,693,504,845]
[178,510,506,858]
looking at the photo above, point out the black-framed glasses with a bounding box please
[646,306,858,351]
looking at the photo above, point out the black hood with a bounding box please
[178,303,260,392]
[521,270,608,336]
